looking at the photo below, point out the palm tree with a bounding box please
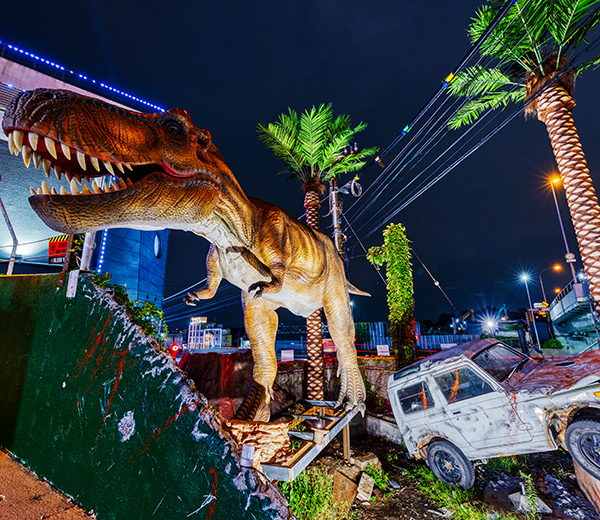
[257,103,377,399]
[447,0,600,315]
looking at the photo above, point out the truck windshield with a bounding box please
[472,343,527,382]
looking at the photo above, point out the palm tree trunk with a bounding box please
[304,190,324,400]
[537,83,600,317]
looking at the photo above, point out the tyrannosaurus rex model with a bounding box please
[3,88,367,421]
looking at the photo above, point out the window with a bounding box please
[473,343,527,382]
[397,381,435,414]
[434,368,494,404]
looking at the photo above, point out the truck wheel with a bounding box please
[565,417,600,480]
[427,440,475,489]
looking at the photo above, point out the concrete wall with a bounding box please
[0,273,290,520]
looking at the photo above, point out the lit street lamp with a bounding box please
[550,177,578,284]
[521,273,541,347]
[539,264,561,304]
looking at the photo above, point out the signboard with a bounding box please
[376,344,390,356]
[281,350,294,362]
[565,252,576,263]
[190,316,207,325]
[48,235,69,264]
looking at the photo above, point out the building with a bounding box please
[0,42,169,308]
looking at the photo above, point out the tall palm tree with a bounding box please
[447,0,600,315]
[257,103,377,399]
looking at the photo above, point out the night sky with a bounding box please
[2,1,599,329]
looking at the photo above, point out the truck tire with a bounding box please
[565,417,600,480]
[427,440,475,489]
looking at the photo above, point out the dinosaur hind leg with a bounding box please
[323,286,366,411]
[234,293,279,422]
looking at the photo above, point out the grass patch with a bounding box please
[364,463,389,491]
[483,455,531,477]
[277,469,350,520]
[412,466,520,520]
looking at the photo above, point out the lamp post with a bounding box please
[539,264,562,304]
[521,273,541,347]
[550,177,578,284]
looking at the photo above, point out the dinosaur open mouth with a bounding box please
[6,128,169,197]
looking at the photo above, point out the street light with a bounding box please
[549,177,577,283]
[521,273,541,347]
[539,264,562,304]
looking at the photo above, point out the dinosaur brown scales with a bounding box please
[2,88,367,421]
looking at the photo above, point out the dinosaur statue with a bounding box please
[2,88,367,421]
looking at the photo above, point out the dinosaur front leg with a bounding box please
[234,292,279,422]
[184,244,223,305]
[323,288,366,411]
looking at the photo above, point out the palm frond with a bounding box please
[448,89,524,129]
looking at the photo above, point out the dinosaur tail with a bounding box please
[346,281,371,297]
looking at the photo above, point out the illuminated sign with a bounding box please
[48,235,69,264]
[190,316,207,325]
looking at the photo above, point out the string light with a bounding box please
[1,40,165,112]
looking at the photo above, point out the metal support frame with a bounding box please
[262,400,359,482]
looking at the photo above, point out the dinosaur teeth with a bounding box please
[77,150,87,171]
[65,171,73,183]
[45,137,58,160]
[43,158,52,176]
[70,179,79,195]
[90,156,100,172]
[60,186,68,195]
[103,161,115,175]
[7,132,16,155]
[82,183,91,195]
[51,187,58,195]
[28,132,39,151]
[74,174,82,186]
[22,145,32,168]
[125,163,133,171]
[33,152,42,170]
[115,162,125,174]
[61,143,72,160]
[55,166,62,180]
[92,181,103,194]
[36,187,43,195]
[126,178,133,187]
[29,186,35,196]
[13,130,24,150]
[41,181,51,195]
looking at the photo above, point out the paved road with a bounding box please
[0,449,95,520]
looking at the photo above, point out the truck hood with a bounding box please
[507,350,600,395]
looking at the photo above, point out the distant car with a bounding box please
[388,338,600,488]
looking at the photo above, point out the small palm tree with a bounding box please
[447,0,600,315]
[258,103,377,399]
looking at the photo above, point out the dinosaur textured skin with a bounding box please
[3,88,367,421]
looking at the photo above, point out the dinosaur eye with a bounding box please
[165,121,183,136]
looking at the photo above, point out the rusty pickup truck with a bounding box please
[387,338,600,488]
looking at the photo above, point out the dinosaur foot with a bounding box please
[335,364,366,414]
[233,381,271,422]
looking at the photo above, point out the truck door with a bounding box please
[433,367,532,453]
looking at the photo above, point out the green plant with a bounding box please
[278,469,350,520]
[541,338,565,350]
[385,452,399,464]
[367,223,415,365]
[92,272,168,342]
[520,470,541,520]
[364,463,389,491]
[412,466,520,520]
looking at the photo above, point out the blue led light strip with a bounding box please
[0,39,165,112]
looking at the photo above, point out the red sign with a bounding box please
[48,235,69,264]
